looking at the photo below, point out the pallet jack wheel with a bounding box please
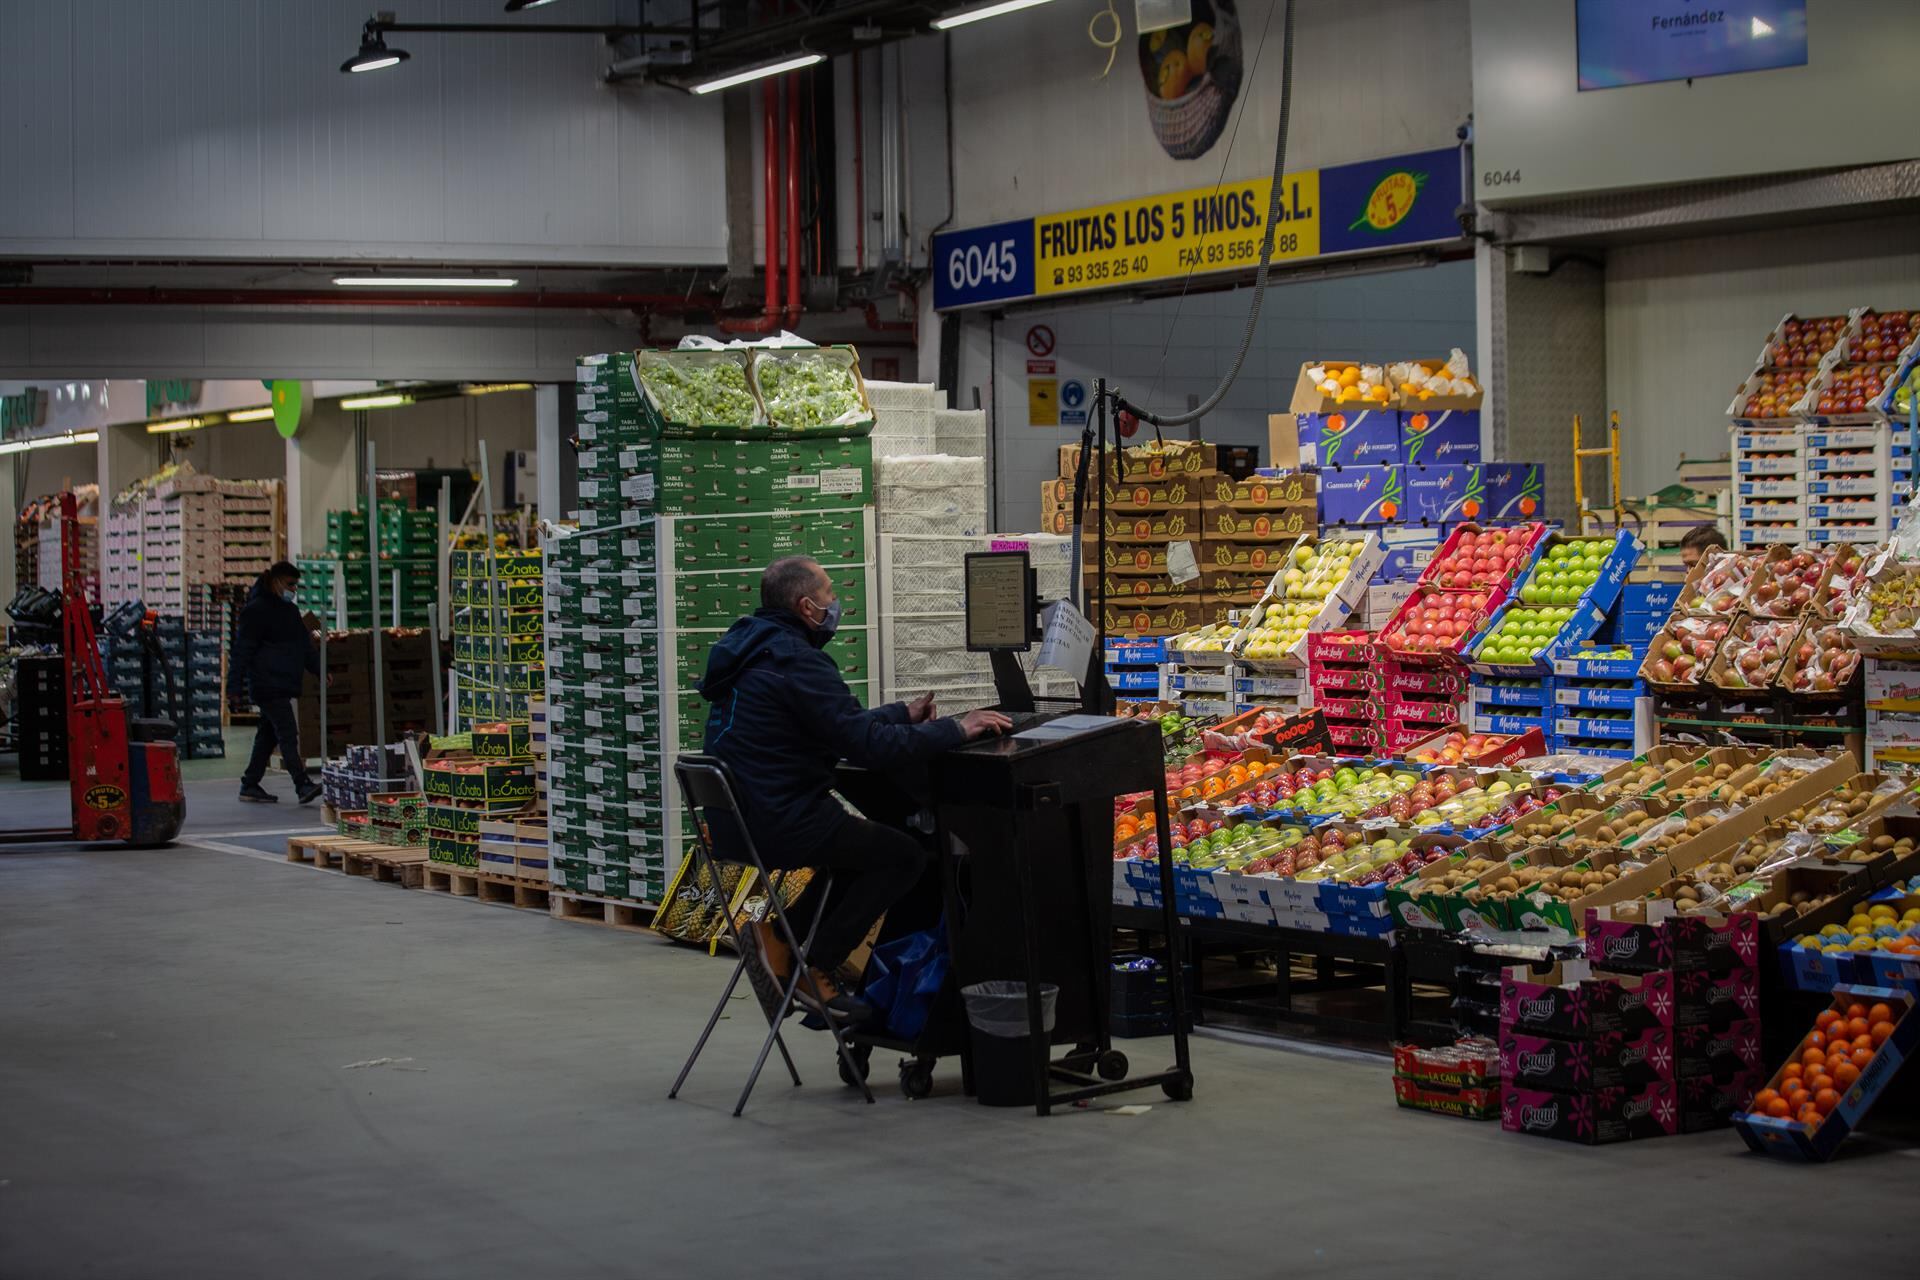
[1161,1070,1194,1102]
[1097,1049,1129,1081]
[837,1042,872,1087]
[899,1060,934,1100]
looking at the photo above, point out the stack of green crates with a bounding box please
[377,504,439,559]
[543,521,668,904]
[295,503,437,626]
[451,547,543,724]
[549,351,879,900]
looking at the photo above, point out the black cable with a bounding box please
[1125,0,1296,430]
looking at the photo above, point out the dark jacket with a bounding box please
[697,608,965,859]
[228,581,320,702]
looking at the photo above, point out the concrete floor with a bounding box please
[4,778,1920,1278]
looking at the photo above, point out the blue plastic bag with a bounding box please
[861,926,949,1041]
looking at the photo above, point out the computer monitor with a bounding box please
[964,551,1036,652]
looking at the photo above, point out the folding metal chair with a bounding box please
[669,754,876,1114]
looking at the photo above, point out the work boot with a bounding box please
[296,782,322,805]
[795,965,873,1024]
[749,920,794,984]
[239,784,279,803]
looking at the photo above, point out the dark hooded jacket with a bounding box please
[228,580,320,701]
[697,608,965,858]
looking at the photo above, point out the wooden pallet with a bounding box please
[472,872,551,912]
[550,891,657,935]
[285,834,427,888]
[341,841,429,889]
[285,833,351,871]
[421,863,480,897]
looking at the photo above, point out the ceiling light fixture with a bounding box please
[333,275,520,288]
[690,53,824,95]
[505,0,560,9]
[146,417,215,435]
[341,21,410,73]
[339,394,413,411]
[931,0,1058,30]
[225,407,277,423]
[0,430,100,456]
[459,383,535,395]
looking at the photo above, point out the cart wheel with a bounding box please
[836,1043,872,1087]
[1161,1070,1194,1102]
[899,1061,934,1100]
[1060,1044,1099,1075]
[1097,1049,1129,1081]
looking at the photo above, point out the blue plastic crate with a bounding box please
[1554,713,1635,741]
[1553,681,1641,711]
[1469,679,1554,709]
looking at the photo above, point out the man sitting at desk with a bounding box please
[698,555,1011,1022]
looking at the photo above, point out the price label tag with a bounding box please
[819,468,863,496]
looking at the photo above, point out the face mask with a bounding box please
[805,594,842,645]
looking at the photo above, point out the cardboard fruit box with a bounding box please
[1500,961,1677,1037]
[1501,1079,1677,1144]
[1101,506,1201,544]
[1500,1025,1673,1092]
[1733,985,1917,1161]
[1199,470,1316,511]
[1393,1075,1500,1121]
[1200,502,1315,542]
[470,721,533,760]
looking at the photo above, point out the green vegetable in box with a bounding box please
[751,347,872,435]
[636,350,760,432]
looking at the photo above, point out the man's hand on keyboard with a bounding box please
[957,709,1014,740]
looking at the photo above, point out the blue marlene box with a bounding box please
[1404,464,1475,524]
[1399,409,1482,467]
[1296,411,1402,468]
[1318,464,1404,526]
[1480,462,1546,522]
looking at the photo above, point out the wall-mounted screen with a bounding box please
[1577,1,1808,91]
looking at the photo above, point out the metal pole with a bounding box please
[479,439,500,731]
[427,613,444,736]
[437,484,452,638]
[318,628,328,768]
[368,441,385,749]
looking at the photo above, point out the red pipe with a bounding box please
[784,71,802,323]
[852,50,865,273]
[764,79,780,323]
[720,78,785,335]
[0,286,708,312]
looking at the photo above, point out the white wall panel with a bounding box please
[1604,213,1920,499]
[968,258,1477,530]
[0,1,75,240]
[947,0,1470,228]
[1472,0,1920,205]
[0,0,725,264]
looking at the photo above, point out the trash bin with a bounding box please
[961,981,1058,1108]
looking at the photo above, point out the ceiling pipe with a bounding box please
[720,78,786,335]
[785,70,802,323]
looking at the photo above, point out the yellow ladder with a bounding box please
[1572,411,1624,534]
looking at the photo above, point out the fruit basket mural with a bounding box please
[1139,0,1244,161]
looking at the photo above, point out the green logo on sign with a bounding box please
[270,380,310,439]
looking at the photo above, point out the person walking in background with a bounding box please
[1680,524,1729,570]
[228,561,322,805]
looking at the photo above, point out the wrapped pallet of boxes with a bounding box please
[564,346,879,932]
